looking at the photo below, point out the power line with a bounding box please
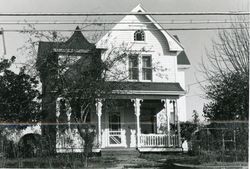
[187,79,208,87]
[0,20,247,25]
[0,11,249,16]
[2,27,248,32]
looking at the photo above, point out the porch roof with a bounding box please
[107,81,185,99]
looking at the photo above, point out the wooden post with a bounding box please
[174,100,181,147]
[222,132,225,162]
[1,28,6,55]
[131,98,143,148]
[95,99,103,148]
[233,129,237,161]
[161,99,171,146]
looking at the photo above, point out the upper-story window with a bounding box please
[142,55,152,80]
[129,54,139,80]
[134,30,145,41]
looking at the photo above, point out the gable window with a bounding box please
[142,55,152,80]
[134,30,145,41]
[129,54,139,80]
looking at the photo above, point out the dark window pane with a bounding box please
[109,112,121,131]
[129,55,139,80]
[134,30,145,41]
[142,56,152,80]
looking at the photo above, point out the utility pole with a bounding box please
[0,28,6,55]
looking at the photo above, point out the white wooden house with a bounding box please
[93,4,190,152]
[37,4,190,153]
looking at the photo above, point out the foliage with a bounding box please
[180,121,198,142]
[190,122,248,162]
[201,19,249,121]
[0,56,40,124]
[76,124,96,167]
[192,110,199,124]
[203,72,248,120]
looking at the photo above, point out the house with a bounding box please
[36,4,190,153]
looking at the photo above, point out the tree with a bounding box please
[26,24,139,162]
[0,56,40,124]
[201,19,249,121]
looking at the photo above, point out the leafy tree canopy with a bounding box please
[203,72,248,120]
[0,56,41,124]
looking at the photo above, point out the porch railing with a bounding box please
[139,134,179,147]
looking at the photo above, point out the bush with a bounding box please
[189,122,248,162]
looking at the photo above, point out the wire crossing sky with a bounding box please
[0,11,249,16]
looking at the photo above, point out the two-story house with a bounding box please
[37,4,190,153]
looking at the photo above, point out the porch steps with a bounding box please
[101,148,140,157]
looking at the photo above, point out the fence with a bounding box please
[189,121,248,162]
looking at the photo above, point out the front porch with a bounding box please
[55,82,185,153]
[97,98,182,152]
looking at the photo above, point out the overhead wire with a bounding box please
[2,27,248,32]
[0,20,248,25]
[0,11,249,16]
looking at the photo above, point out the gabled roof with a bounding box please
[173,35,190,65]
[96,4,183,51]
[131,4,183,51]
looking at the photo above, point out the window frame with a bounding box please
[128,54,139,80]
[134,30,145,41]
[142,55,153,81]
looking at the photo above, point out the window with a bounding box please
[142,55,152,80]
[170,111,175,124]
[134,30,145,41]
[129,54,139,80]
[109,112,121,131]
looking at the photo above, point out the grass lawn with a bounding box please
[0,154,118,168]
[140,153,248,169]
[0,153,248,168]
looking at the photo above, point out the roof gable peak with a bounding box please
[131,4,147,13]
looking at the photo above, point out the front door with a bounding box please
[108,111,126,147]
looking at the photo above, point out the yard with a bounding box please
[0,153,248,169]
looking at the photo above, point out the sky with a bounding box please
[0,0,249,121]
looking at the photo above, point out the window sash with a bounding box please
[129,68,139,80]
[142,56,152,80]
[134,30,145,41]
[142,68,152,80]
[129,55,139,80]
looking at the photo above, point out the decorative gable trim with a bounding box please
[96,4,184,52]
[131,4,184,51]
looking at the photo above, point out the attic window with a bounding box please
[134,30,145,41]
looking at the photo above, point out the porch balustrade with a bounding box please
[139,134,179,147]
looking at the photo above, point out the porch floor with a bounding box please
[100,147,183,154]
[101,147,139,156]
[138,147,182,152]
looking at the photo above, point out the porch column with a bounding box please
[95,99,103,148]
[131,98,143,148]
[56,97,62,123]
[161,99,171,146]
[173,100,182,147]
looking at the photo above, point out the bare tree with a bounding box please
[200,17,249,120]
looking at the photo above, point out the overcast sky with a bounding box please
[0,0,249,121]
